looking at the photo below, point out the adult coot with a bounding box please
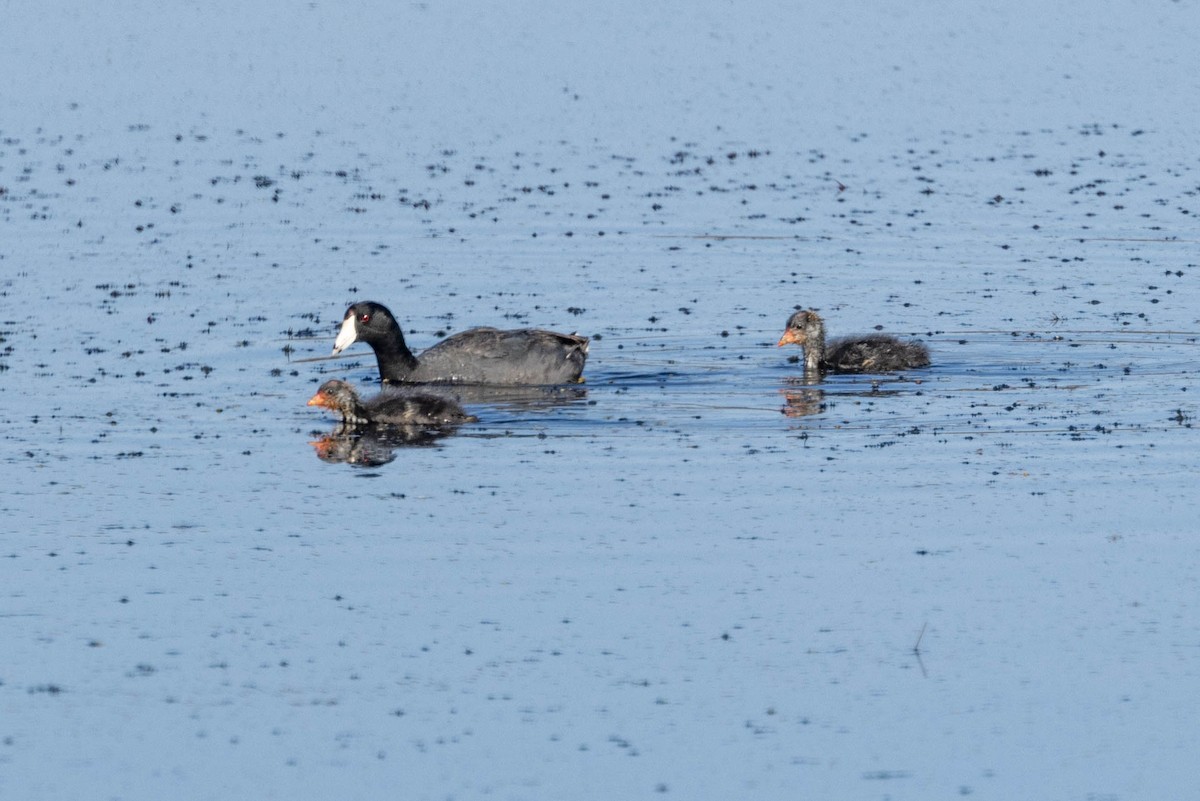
[306,379,477,426]
[332,301,589,385]
[777,309,930,374]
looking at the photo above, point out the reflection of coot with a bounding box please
[781,385,826,418]
[777,309,930,374]
[331,301,589,385]
[310,429,448,466]
[306,379,477,427]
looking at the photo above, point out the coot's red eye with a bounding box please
[360,313,370,323]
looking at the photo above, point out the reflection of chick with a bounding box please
[778,309,930,374]
[780,386,826,418]
[306,379,477,426]
[309,433,399,467]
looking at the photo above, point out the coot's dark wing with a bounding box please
[365,388,478,426]
[825,335,930,373]
[411,327,589,384]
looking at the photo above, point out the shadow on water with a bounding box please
[443,383,590,412]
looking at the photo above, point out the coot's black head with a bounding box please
[306,378,360,413]
[777,308,825,348]
[332,301,400,355]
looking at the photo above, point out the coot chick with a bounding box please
[332,301,589,385]
[306,379,478,427]
[777,309,930,374]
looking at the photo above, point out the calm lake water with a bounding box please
[3,2,1199,799]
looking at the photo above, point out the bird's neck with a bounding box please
[333,390,369,429]
[378,328,420,377]
[804,325,826,373]
[805,348,823,373]
[339,395,371,426]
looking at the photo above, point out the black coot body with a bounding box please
[332,301,588,385]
